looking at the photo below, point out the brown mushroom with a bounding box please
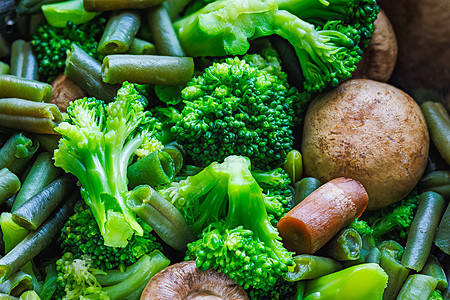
[352,9,398,83]
[50,73,88,112]
[140,261,249,300]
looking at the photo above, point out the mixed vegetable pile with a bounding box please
[0,0,448,299]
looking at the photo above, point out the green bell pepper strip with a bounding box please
[0,75,51,102]
[401,191,446,271]
[9,40,38,80]
[98,10,141,55]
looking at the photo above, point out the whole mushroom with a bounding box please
[140,261,249,300]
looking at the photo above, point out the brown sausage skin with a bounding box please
[276,177,369,255]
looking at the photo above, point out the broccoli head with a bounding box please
[31,17,106,82]
[160,155,295,291]
[60,201,162,272]
[171,54,296,169]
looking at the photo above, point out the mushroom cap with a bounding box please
[140,260,249,300]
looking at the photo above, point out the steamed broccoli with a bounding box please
[54,82,162,247]
[60,201,162,272]
[159,155,294,291]
[173,0,378,99]
[171,54,297,169]
[248,278,299,300]
[31,17,106,82]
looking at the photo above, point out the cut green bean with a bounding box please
[10,40,38,80]
[379,250,410,300]
[0,133,39,176]
[366,246,381,264]
[421,102,450,165]
[65,44,120,102]
[98,11,141,55]
[12,152,62,211]
[83,0,164,11]
[283,149,303,185]
[163,0,191,20]
[401,191,446,272]
[127,38,156,55]
[419,170,450,199]
[30,134,60,153]
[285,254,343,281]
[0,75,51,102]
[0,193,77,283]
[0,62,9,75]
[321,228,362,261]
[0,168,20,205]
[294,177,322,205]
[12,174,76,230]
[127,185,194,251]
[16,0,60,15]
[377,240,404,261]
[102,54,194,85]
[397,274,439,300]
[0,271,32,297]
[128,150,175,189]
[0,98,62,134]
[162,142,185,174]
[421,255,448,290]
[147,4,185,56]
[435,202,450,255]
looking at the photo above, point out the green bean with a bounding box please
[283,149,303,184]
[127,150,175,189]
[285,254,343,281]
[12,174,76,230]
[397,274,439,300]
[0,168,20,205]
[162,142,185,174]
[377,240,404,261]
[147,4,185,56]
[9,40,38,80]
[0,98,62,134]
[38,263,57,300]
[83,0,164,12]
[366,246,381,264]
[434,202,450,255]
[0,271,32,297]
[0,193,77,282]
[31,134,60,153]
[421,255,448,290]
[102,54,194,85]
[16,0,60,15]
[379,250,410,300]
[321,228,362,261]
[163,0,191,20]
[0,34,9,58]
[294,281,305,300]
[419,170,450,199]
[12,152,62,211]
[421,102,450,165]
[65,44,120,102]
[98,11,141,55]
[0,75,51,102]
[294,177,322,205]
[127,185,194,251]
[401,191,446,271]
[0,62,9,75]
[127,38,156,55]
[0,133,39,176]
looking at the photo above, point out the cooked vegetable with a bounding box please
[49,73,88,112]
[41,0,99,27]
[127,150,176,188]
[301,79,429,210]
[0,75,52,102]
[0,271,32,297]
[435,202,450,255]
[422,255,448,290]
[53,82,162,247]
[0,133,39,176]
[379,250,410,299]
[285,254,343,281]
[277,177,368,254]
[0,168,20,205]
[419,170,450,199]
[293,177,322,205]
[401,192,446,271]
[321,228,362,261]
[171,53,297,169]
[0,61,9,74]
[282,149,303,184]
[397,274,439,300]
[126,38,156,55]
[83,0,164,12]
[9,40,38,80]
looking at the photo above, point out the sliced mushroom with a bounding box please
[140,260,249,300]
[50,73,88,112]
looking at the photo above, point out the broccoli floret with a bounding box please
[54,82,162,247]
[361,190,420,244]
[60,201,162,271]
[429,290,444,300]
[346,218,374,236]
[171,54,296,169]
[248,278,299,300]
[54,252,109,300]
[31,17,106,82]
[161,156,294,291]
[173,0,377,108]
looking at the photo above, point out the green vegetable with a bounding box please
[38,263,57,300]
[0,271,32,297]
[126,38,156,55]
[54,82,162,247]
[421,101,450,165]
[10,40,38,80]
[419,170,450,200]
[435,202,450,255]
[0,133,39,176]
[303,263,388,300]
[127,150,176,188]
[31,17,105,82]
[0,62,9,75]
[397,274,439,300]
[286,254,342,281]
[293,177,322,205]
[0,75,52,102]
[321,228,362,261]
[421,255,448,291]
[0,168,20,205]
[171,53,297,169]
[282,149,303,184]
[60,200,162,272]
[42,0,99,27]
[379,250,410,299]
[160,155,294,291]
